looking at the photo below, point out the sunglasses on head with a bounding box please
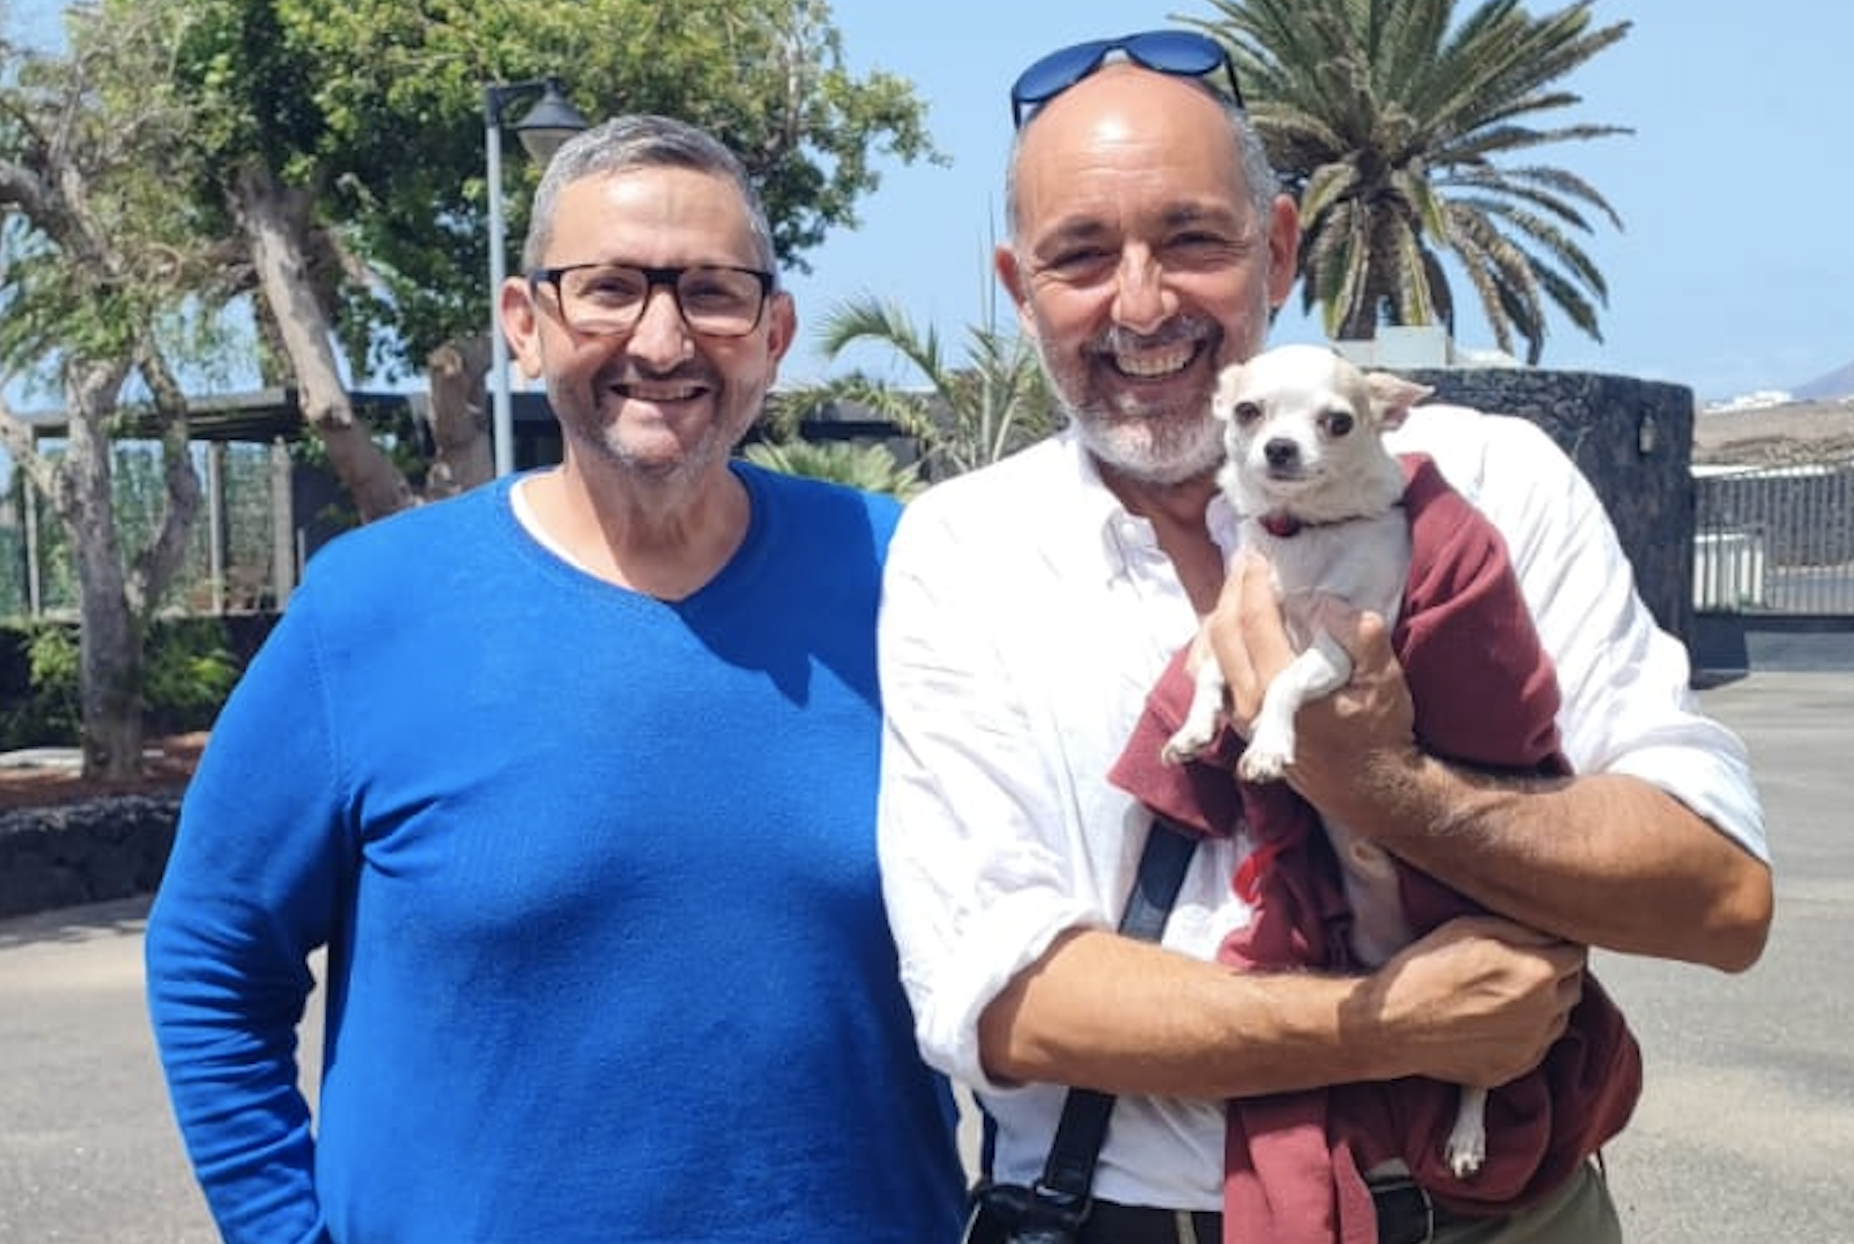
[1009,30,1245,128]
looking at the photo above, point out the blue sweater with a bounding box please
[145,465,964,1243]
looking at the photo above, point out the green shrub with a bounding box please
[742,439,925,500]
[0,622,81,748]
[144,620,244,735]
[0,618,244,748]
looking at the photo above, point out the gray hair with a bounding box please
[1003,89,1279,245]
[520,113,778,275]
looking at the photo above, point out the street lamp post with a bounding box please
[484,77,590,477]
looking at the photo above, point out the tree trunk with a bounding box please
[55,359,146,783]
[1338,275,1382,345]
[130,348,206,614]
[76,568,145,784]
[231,161,416,522]
[424,336,495,500]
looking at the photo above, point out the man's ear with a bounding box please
[763,290,798,368]
[500,278,544,378]
[1264,194,1300,310]
[994,245,1039,337]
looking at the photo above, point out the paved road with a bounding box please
[1595,673,1854,1243]
[1,673,1847,1242]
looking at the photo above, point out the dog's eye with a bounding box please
[1232,401,1263,425]
[1322,410,1355,437]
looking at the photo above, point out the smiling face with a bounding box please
[998,64,1298,486]
[502,165,794,489]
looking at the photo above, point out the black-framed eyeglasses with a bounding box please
[526,262,777,339]
[1009,30,1244,128]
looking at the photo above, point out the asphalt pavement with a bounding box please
[1,672,1848,1243]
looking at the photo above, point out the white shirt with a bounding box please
[875,405,1765,1211]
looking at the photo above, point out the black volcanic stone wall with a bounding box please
[1402,368,1696,641]
[0,795,181,920]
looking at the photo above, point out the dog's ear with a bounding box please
[1363,372,1433,430]
[1212,362,1249,424]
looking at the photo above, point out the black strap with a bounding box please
[1031,817,1199,1209]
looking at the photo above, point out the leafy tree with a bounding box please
[0,4,214,779]
[1186,0,1629,363]
[160,0,940,516]
[0,0,935,777]
[773,295,1060,482]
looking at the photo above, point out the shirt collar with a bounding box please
[1049,428,1241,569]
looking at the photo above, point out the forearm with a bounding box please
[978,929,1370,1098]
[1324,750,1772,971]
[977,918,1579,1098]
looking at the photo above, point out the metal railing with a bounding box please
[1693,461,1854,615]
[2,440,290,622]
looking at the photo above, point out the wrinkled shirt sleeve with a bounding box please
[875,482,1135,1092]
[1394,407,1766,862]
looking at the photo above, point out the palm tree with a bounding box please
[1185,0,1629,363]
[769,295,1061,481]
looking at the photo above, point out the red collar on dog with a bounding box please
[1257,512,1303,538]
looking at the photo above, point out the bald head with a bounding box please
[1005,63,1279,246]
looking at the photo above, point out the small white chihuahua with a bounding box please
[1162,342,1490,1179]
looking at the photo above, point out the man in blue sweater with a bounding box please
[144,114,965,1243]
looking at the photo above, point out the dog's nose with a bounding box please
[1264,438,1300,469]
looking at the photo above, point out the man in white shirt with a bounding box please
[875,32,1772,1244]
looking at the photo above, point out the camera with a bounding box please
[962,1181,1085,1244]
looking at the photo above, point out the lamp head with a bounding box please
[514,79,590,163]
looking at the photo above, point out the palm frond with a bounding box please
[1197,0,1629,358]
[742,439,925,500]
[796,293,1061,480]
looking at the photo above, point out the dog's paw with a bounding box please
[1444,1132,1485,1179]
[1161,728,1211,766]
[1238,713,1296,783]
[1237,745,1289,783]
[1444,1091,1488,1179]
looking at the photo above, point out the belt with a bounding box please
[1080,1177,1470,1244]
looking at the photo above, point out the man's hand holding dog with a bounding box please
[1352,915,1585,1089]
[1208,548,1425,831]
[1207,548,1585,1081]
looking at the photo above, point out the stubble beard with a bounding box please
[1047,321,1228,486]
[572,374,759,488]
[1069,393,1226,486]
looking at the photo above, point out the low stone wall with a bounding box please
[0,795,181,920]
[1691,612,1854,675]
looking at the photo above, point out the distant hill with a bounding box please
[1794,357,1854,401]
[1693,398,1854,467]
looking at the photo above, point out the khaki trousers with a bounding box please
[1440,1162,1622,1244]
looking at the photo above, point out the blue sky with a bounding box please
[782,1,1854,401]
[6,2,1849,405]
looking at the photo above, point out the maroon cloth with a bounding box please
[1107,455,1642,1244]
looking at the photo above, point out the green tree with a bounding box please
[0,4,214,779]
[162,0,939,517]
[1187,0,1629,363]
[773,295,1060,482]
